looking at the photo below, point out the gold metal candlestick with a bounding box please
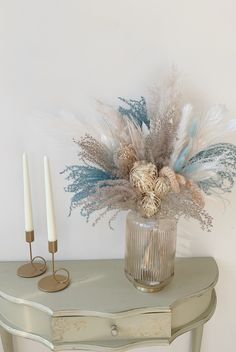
[38,240,70,292]
[17,231,47,278]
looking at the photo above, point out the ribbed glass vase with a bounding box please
[124,211,177,292]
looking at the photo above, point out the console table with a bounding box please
[0,257,218,352]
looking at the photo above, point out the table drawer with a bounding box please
[52,312,171,343]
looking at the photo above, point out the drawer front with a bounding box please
[52,312,171,343]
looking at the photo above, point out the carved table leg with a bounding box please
[192,325,203,352]
[0,327,14,352]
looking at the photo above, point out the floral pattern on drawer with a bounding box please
[52,312,171,343]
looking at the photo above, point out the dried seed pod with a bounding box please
[175,173,186,186]
[140,192,161,218]
[115,144,137,176]
[130,161,157,193]
[154,177,170,199]
[159,166,180,193]
[186,180,205,208]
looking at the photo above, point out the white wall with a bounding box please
[0,0,236,351]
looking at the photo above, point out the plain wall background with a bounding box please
[0,0,236,351]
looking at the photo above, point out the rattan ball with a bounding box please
[154,177,170,199]
[140,192,161,218]
[130,161,157,193]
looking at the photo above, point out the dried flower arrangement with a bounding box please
[62,74,236,231]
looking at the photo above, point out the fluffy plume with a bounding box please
[79,179,138,225]
[97,100,146,160]
[183,143,236,195]
[62,73,236,231]
[61,165,117,214]
[118,96,150,129]
[75,134,116,175]
[159,190,213,231]
[189,105,230,158]
[145,70,182,167]
[96,101,128,149]
[170,104,196,172]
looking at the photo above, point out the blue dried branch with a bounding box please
[118,96,150,129]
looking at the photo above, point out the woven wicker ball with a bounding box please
[154,177,170,199]
[130,161,157,193]
[140,192,161,218]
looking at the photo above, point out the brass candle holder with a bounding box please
[38,240,70,292]
[17,231,47,278]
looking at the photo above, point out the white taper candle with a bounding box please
[23,153,34,232]
[44,156,57,242]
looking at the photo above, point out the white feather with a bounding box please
[185,162,225,182]
[125,119,145,159]
[33,110,87,148]
[189,105,235,157]
[96,100,147,158]
[170,104,193,168]
[184,148,233,182]
[96,100,129,149]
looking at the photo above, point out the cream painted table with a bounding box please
[0,258,218,352]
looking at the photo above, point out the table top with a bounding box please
[0,257,218,316]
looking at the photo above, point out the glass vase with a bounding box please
[124,211,177,292]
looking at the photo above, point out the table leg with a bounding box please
[192,325,203,352]
[0,327,14,352]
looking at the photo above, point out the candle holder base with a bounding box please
[38,273,70,292]
[17,231,47,278]
[39,242,70,293]
[17,258,47,278]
